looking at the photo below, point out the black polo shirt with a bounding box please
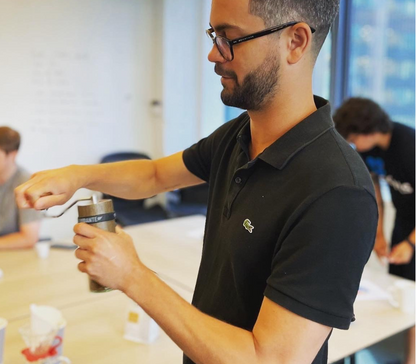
[182,96,378,364]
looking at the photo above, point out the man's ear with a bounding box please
[286,23,314,65]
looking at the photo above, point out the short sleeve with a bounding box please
[15,168,42,227]
[183,136,215,182]
[19,208,42,226]
[265,186,378,329]
[182,113,249,182]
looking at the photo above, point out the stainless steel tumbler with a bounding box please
[77,198,116,293]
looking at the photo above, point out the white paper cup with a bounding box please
[388,280,416,314]
[0,318,7,364]
[30,304,63,335]
[19,323,56,357]
[20,319,69,364]
[35,241,50,259]
[54,320,67,360]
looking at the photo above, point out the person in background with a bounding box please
[15,0,378,363]
[334,97,415,364]
[0,127,41,249]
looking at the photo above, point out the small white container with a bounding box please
[124,302,159,344]
[0,318,7,364]
[35,241,50,259]
[388,280,415,314]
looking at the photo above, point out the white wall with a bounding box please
[0,0,164,239]
[0,0,161,172]
[1,0,226,239]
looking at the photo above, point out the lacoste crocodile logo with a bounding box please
[243,219,254,233]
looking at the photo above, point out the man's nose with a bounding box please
[208,43,227,63]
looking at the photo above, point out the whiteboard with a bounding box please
[0,0,161,239]
[0,0,159,173]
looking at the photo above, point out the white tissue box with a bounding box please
[124,303,159,344]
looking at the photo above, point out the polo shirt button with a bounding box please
[235,177,242,184]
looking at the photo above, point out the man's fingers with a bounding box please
[389,246,405,264]
[15,169,75,210]
[33,194,69,210]
[74,223,100,239]
[16,187,57,210]
[75,247,90,261]
[14,180,39,208]
[24,180,69,209]
[389,255,400,264]
[78,261,87,273]
[376,249,388,258]
[116,225,127,235]
[73,233,96,249]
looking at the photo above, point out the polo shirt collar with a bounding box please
[237,96,334,170]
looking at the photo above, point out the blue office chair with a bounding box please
[100,152,168,226]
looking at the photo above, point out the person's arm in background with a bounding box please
[0,220,40,249]
[389,228,415,265]
[373,173,415,265]
[15,151,203,211]
[372,174,389,261]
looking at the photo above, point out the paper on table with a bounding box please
[356,279,390,301]
[30,304,63,335]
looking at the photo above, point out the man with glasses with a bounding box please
[16,0,377,363]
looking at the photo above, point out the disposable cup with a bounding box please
[35,241,50,259]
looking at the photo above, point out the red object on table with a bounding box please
[21,336,62,362]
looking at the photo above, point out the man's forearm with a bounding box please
[372,176,384,236]
[0,232,37,249]
[76,151,199,200]
[15,151,201,210]
[76,160,159,200]
[125,267,261,364]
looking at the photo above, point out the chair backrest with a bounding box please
[100,152,150,164]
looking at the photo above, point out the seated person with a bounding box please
[334,98,415,364]
[0,127,41,249]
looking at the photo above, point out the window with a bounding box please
[313,34,332,99]
[348,0,415,128]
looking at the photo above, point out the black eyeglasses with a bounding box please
[206,21,316,61]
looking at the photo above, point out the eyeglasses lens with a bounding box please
[216,37,232,61]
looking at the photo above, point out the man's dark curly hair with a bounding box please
[333,97,393,139]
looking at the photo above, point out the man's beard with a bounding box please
[217,53,280,111]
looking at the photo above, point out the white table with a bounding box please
[1,217,204,364]
[126,216,415,363]
[0,248,96,322]
[4,288,191,364]
[328,270,415,363]
[124,215,204,292]
[1,215,414,363]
